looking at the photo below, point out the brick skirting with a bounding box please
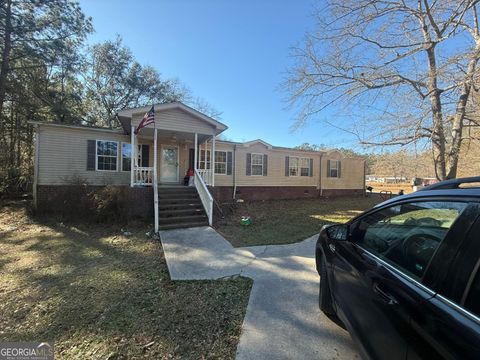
[209,186,365,202]
[36,185,153,221]
[36,184,364,220]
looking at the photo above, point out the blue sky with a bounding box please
[79,0,359,149]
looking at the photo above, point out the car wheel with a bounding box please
[319,256,335,315]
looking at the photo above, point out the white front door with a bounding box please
[160,146,179,183]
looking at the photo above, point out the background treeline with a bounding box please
[0,0,219,196]
[295,142,464,180]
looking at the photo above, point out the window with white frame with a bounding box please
[251,153,263,176]
[215,151,227,174]
[300,158,310,176]
[289,156,311,176]
[199,150,211,169]
[96,140,118,171]
[289,157,299,176]
[329,160,339,178]
[121,143,143,171]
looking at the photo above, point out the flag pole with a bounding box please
[153,105,159,233]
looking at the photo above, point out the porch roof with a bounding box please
[117,102,228,136]
[135,128,212,145]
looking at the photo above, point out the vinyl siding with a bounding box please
[213,142,321,187]
[37,126,131,185]
[212,142,364,190]
[37,126,364,189]
[37,125,191,185]
[321,156,365,189]
[132,108,216,135]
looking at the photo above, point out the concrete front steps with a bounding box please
[158,186,209,230]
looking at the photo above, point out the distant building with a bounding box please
[366,175,407,183]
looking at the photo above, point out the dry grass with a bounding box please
[0,200,252,359]
[215,195,382,247]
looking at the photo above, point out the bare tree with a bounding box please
[371,149,435,179]
[189,97,223,120]
[285,0,480,180]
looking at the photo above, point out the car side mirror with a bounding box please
[324,224,349,241]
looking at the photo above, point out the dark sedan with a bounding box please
[316,177,480,360]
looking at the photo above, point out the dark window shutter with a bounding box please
[227,151,233,175]
[309,158,314,177]
[141,145,149,167]
[338,160,341,178]
[246,153,251,176]
[87,140,96,171]
[327,160,331,178]
[263,154,268,176]
[285,156,289,176]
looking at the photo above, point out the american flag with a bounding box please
[134,105,155,134]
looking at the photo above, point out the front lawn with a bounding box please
[215,195,382,247]
[0,201,252,359]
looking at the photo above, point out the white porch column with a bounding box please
[194,133,198,170]
[130,125,135,187]
[203,141,208,184]
[153,127,159,233]
[203,141,207,170]
[211,135,215,187]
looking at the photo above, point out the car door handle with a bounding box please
[373,282,398,305]
[328,243,336,253]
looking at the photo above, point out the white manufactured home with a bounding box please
[31,102,365,230]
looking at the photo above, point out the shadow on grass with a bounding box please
[0,201,252,359]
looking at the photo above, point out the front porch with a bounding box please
[129,130,216,187]
[117,102,228,233]
[129,128,216,231]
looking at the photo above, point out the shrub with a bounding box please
[91,185,128,222]
[36,185,152,224]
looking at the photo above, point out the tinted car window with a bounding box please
[352,201,467,280]
[464,268,480,318]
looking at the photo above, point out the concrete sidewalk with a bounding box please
[160,226,360,360]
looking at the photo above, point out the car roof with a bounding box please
[375,188,480,208]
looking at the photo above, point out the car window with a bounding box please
[352,201,467,281]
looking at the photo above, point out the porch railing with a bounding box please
[194,169,213,226]
[197,169,213,186]
[134,166,153,186]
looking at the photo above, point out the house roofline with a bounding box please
[117,101,228,132]
[216,139,326,156]
[28,121,126,134]
[242,139,273,149]
[215,139,363,158]
[28,122,364,159]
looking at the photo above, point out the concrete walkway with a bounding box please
[160,226,360,360]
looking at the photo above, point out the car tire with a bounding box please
[319,256,335,316]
